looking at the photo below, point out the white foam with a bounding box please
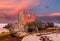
[0,23,9,33]
[54,23,60,27]
[0,23,7,28]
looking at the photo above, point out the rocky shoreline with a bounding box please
[0,29,60,41]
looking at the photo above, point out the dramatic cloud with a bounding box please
[0,0,41,11]
[0,0,41,23]
[0,0,41,15]
[0,0,60,23]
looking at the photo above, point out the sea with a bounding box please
[54,23,60,27]
[0,23,7,28]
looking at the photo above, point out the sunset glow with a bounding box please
[50,13,60,16]
[0,0,60,23]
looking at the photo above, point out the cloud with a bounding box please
[36,12,60,17]
[0,13,18,23]
[0,0,43,23]
[15,0,41,11]
[49,12,60,16]
[0,0,41,9]
[0,0,41,15]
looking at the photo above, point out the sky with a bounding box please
[0,0,60,23]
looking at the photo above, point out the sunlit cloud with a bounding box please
[36,12,60,17]
[0,0,41,15]
[0,0,41,23]
[49,12,60,16]
[0,0,60,23]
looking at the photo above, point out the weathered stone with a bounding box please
[8,23,29,37]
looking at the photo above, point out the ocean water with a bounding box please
[54,23,60,27]
[0,23,7,28]
[0,23,9,33]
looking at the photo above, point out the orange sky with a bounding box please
[0,0,59,16]
[0,0,41,15]
[0,0,41,23]
[0,0,60,23]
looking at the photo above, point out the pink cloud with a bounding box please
[36,12,60,17]
[49,12,60,16]
[36,14,45,16]
[0,0,41,15]
[0,0,41,10]
[0,0,42,23]
[15,0,41,11]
